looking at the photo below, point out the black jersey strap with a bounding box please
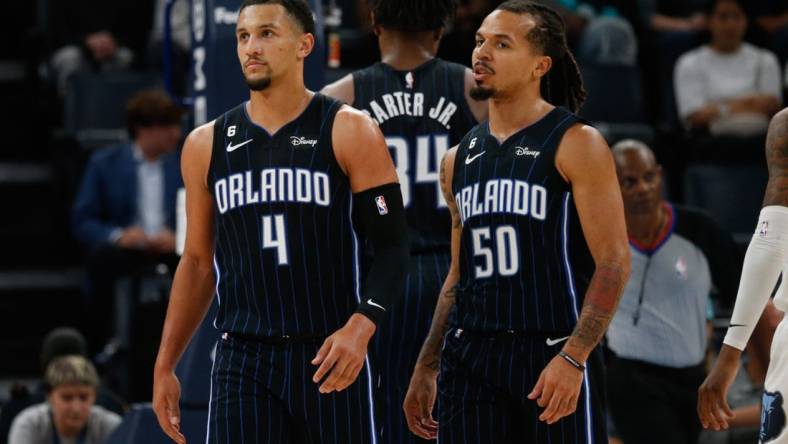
[353,183,409,325]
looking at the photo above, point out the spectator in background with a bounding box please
[538,0,639,66]
[606,140,741,444]
[0,328,126,444]
[72,90,182,352]
[8,356,121,444]
[47,0,154,95]
[674,0,782,162]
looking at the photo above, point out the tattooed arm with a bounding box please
[763,108,788,207]
[699,108,788,431]
[527,123,630,425]
[403,146,461,439]
[557,124,630,362]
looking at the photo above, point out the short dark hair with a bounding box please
[126,89,183,138]
[705,0,746,16]
[496,0,586,112]
[370,0,457,32]
[239,0,316,35]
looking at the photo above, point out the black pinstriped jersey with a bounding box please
[208,94,362,337]
[352,58,477,253]
[451,107,595,334]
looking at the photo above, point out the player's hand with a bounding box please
[698,345,740,431]
[527,352,584,424]
[311,314,375,393]
[153,368,186,444]
[403,364,439,439]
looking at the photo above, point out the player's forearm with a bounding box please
[154,254,216,372]
[414,274,458,373]
[564,260,629,362]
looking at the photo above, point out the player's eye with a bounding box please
[496,41,508,49]
[238,33,249,41]
[475,39,484,47]
[262,30,274,38]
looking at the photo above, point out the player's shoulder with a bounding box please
[332,104,382,143]
[185,120,216,149]
[562,120,610,156]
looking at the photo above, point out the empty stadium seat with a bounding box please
[683,164,768,238]
[579,64,655,144]
[64,72,163,149]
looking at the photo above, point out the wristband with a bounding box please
[558,351,585,372]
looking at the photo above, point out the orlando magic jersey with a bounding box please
[353,59,477,253]
[208,94,360,338]
[452,107,595,334]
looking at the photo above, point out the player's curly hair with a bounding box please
[239,0,316,35]
[369,0,457,32]
[496,0,586,113]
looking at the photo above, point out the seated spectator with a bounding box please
[606,140,741,444]
[72,89,183,352]
[538,0,639,66]
[47,0,154,95]
[0,328,126,444]
[8,356,121,444]
[674,0,782,138]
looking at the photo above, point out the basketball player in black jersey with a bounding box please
[151,1,409,443]
[404,1,630,442]
[322,1,485,442]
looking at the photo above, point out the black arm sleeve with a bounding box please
[353,183,410,325]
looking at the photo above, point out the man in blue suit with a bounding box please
[73,89,183,352]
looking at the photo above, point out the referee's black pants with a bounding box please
[607,355,705,444]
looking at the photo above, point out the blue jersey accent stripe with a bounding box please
[561,191,594,444]
[347,191,379,444]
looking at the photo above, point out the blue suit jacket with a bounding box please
[72,143,182,247]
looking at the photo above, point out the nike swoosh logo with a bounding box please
[465,151,486,165]
[366,299,386,311]
[729,324,747,328]
[227,139,254,152]
[546,336,570,346]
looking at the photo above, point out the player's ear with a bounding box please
[532,55,552,80]
[297,32,315,60]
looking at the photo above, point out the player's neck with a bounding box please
[378,32,437,71]
[247,80,313,134]
[487,89,552,142]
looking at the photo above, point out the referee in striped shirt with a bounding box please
[605,140,741,444]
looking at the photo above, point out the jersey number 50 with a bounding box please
[471,225,519,278]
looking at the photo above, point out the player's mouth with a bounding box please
[473,63,494,81]
[244,60,267,69]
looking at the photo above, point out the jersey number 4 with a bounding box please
[386,135,449,209]
[262,215,289,266]
[471,225,520,278]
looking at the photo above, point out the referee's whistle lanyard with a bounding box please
[50,410,88,444]
[632,254,652,326]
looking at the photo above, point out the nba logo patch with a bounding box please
[405,72,414,89]
[760,220,769,237]
[675,256,688,281]
[375,196,388,215]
